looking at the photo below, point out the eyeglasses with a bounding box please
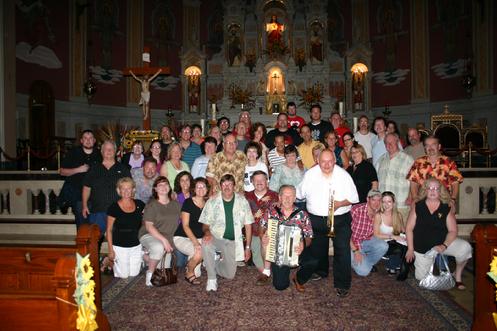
[151,146,161,149]
[427,186,440,191]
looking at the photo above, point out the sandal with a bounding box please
[185,274,200,285]
[455,281,466,290]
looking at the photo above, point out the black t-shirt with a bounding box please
[265,128,303,150]
[308,120,332,142]
[413,200,450,254]
[107,199,145,247]
[61,147,102,191]
[348,161,378,203]
[174,198,204,238]
[83,162,131,212]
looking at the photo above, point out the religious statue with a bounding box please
[129,69,162,120]
[310,22,323,63]
[227,24,242,66]
[188,74,200,113]
[266,15,285,55]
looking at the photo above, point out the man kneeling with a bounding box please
[260,185,315,292]
[199,174,254,292]
[350,189,388,276]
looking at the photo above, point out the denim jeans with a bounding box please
[351,237,388,276]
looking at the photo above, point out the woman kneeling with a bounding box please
[405,178,472,290]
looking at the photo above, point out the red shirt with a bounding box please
[245,190,279,237]
[287,115,306,130]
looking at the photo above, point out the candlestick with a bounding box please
[338,102,344,117]
[200,119,205,135]
[211,104,217,121]
[353,117,358,133]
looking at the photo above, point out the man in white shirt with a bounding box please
[297,149,359,298]
[354,115,376,160]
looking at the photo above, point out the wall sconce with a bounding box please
[185,66,201,85]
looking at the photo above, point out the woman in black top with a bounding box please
[347,144,378,203]
[173,178,210,285]
[405,178,472,290]
[106,177,145,278]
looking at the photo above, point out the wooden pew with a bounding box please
[471,224,497,331]
[0,224,110,330]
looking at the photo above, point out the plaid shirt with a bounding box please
[376,151,414,208]
[350,203,374,251]
[406,155,463,194]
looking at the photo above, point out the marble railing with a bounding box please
[0,171,72,219]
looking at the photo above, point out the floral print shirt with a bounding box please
[406,155,463,193]
[260,205,313,239]
[206,151,247,193]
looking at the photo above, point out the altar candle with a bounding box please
[212,103,217,121]
[200,119,205,135]
[353,117,358,133]
[338,102,344,117]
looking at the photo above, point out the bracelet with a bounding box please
[441,243,448,249]
[245,245,251,250]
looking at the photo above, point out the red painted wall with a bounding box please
[15,0,69,100]
[370,0,411,107]
[86,0,127,107]
[428,0,472,102]
[143,1,182,111]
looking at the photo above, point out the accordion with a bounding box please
[265,218,302,267]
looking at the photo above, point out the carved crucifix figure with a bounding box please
[129,68,162,121]
[123,47,170,129]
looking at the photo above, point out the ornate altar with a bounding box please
[122,130,159,151]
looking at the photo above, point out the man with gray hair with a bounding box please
[82,140,131,237]
[376,133,414,223]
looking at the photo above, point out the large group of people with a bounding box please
[60,102,472,295]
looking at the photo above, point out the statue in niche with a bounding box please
[266,15,286,55]
[188,74,200,113]
[227,24,242,66]
[310,22,324,63]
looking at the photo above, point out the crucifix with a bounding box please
[123,47,170,130]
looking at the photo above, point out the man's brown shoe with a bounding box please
[292,274,305,293]
[256,273,270,286]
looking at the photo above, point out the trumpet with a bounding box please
[327,189,335,238]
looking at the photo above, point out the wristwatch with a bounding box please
[245,245,251,250]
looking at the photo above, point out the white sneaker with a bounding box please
[206,279,217,292]
[145,271,153,287]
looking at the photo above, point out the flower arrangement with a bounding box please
[298,82,324,108]
[228,83,255,108]
[74,253,98,331]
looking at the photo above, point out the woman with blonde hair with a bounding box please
[160,142,190,186]
[106,177,145,278]
[374,191,408,280]
[405,178,472,289]
[347,144,378,203]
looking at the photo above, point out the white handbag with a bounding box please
[419,254,455,291]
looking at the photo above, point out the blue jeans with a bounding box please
[351,237,388,276]
[88,212,107,237]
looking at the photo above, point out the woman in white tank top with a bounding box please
[374,191,410,280]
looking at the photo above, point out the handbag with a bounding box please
[419,254,455,291]
[151,252,178,287]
